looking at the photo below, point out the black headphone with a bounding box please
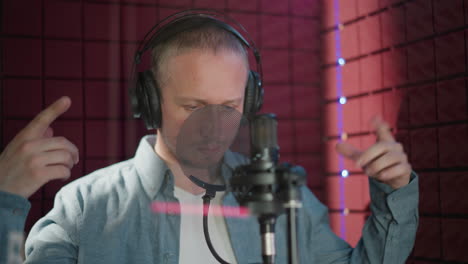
[129,9,264,130]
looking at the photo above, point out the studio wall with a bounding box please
[322,0,468,262]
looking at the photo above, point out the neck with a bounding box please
[154,132,221,195]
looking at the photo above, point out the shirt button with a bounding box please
[12,208,22,215]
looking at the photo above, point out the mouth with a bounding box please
[197,143,222,154]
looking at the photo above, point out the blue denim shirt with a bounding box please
[0,135,419,263]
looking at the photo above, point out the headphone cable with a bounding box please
[202,190,231,264]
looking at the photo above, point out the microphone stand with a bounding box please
[230,114,306,264]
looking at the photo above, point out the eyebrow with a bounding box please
[175,96,243,105]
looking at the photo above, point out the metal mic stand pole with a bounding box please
[279,165,305,264]
[259,215,277,264]
[285,202,300,264]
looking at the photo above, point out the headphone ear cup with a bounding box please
[136,70,162,129]
[243,70,263,116]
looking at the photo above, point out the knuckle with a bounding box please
[56,136,68,145]
[395,143,404,151]
[26,155,41,170]
[30,168,42,180]
[18,141,34,154]
[58,167,71,178]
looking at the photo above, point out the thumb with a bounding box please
[335,141,362,161]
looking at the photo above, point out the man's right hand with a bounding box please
[0,97,79,198]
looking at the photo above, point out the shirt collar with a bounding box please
[134,135,170,200]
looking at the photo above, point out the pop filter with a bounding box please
[175,104,250,191]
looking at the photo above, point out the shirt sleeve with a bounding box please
[24,187,82,264]
[0,190,31,264]
[305,172,419,264]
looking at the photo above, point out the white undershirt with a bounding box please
[174,186,238,264]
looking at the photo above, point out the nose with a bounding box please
[199,105,222,139]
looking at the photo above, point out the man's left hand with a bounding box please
[335,116,412,189]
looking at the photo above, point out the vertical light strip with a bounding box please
[332,0,346,240]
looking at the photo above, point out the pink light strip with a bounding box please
[151,201,251,218]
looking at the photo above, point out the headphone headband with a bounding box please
[135,9,262,76]
[130,9,264,129]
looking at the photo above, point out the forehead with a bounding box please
[161,48,249,101]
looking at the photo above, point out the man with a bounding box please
[0,12,418,263]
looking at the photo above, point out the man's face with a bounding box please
[157,48,248,172]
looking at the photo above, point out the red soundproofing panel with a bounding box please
[4,80,43,118]
[84,3,120,40]
[435,31,466,77]
[227,0,258,12]
[440,172,468,215]
[261,15,289,48]
[261,49,290,83]
[324,67,338,100]
[84,42,121,79]
[408,84,437,126]
[292,0,320,17]
[296,154,322,188]
[418,172,440,215]
[381,6,405,48]
[438,124,468,168]
[193,0,226,10]
[342,60,360,96]
[382,88,409,128]
[293,85,321,119]
[294,120,321,153]
[341,23,359,59]
[433,0,464,33]
[277,120,294,154]
[3,0,42,36]
[410,128,438,169]
[159,0,190,7]
[436,78,467,122]
[121,5,158,41]
[292,51,320,84]
[261,84,293,118]
[260,0,288,15]
[45,40,82,78]
[361,93,384,132]
[413,217,442,259]
[406,0,434,42]
[44,0,82,38]
[358,15,381,55]
[382,48,407,88]
[407,40,435,83]
[441,219,468,262]
[85,81,123,119]
[359,54,382,93]
[292,17,319,50]
[85,120,124,158]
[3,38,42,77]
[357,0,379,16]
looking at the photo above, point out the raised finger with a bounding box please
[372,116,395,142]
[21,97,71,140]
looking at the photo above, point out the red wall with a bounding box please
[1,0,323,235]
[322,0,468,262]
